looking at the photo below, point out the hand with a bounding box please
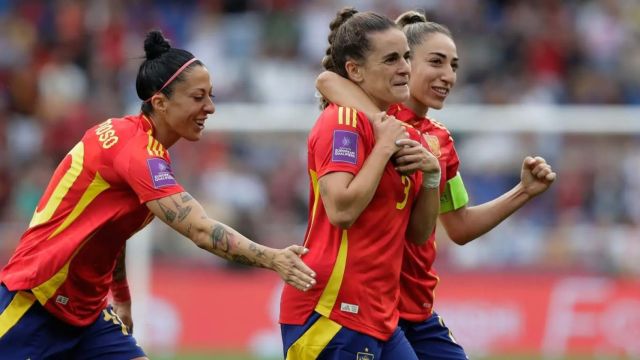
[112,300,134,334]
[520,156,556,197]
[271,245,317,292]
[393,139,440,176]
[371,112,409,154]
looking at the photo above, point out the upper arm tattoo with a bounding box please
[157,200,177,223]
[319,179,329,198]
[158,192,193,223]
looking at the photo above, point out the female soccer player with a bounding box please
[316,11,557,360]
[0,29,316,359]
[280,7,442,360]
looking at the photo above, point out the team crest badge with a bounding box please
[357,349,374,360]
[423,133,441,158]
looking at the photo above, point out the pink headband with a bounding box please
[145,58,198,102]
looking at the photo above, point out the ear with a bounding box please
[345,60,364,83]
[151,95,168,115]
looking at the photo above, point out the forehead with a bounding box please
[177,65,212,90]
[413,33,457,57]
[367,28,409,55]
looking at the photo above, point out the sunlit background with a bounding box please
[1,0,640,359]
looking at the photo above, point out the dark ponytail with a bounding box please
[136,29,203,114]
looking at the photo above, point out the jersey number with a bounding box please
[396,176,411,210]
[103,308,130,335]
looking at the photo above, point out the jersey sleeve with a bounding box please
[440,137,469,213]
[313,106,368,178]
[113,135,185,204]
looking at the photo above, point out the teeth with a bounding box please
[433,87,448,95]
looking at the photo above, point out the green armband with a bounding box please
[440,172,469,214]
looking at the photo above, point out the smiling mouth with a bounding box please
[394,82,408,87]
[432,86,449,96]
[195,119,205,129]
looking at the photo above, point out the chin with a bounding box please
[183,132,202,142]
[425,98,445,110]
[392,89,411,104]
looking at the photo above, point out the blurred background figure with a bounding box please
[0,1,639,359]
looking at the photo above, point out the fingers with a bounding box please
[394,154,423,166]
[546,172,557,182]
[291,267,316,290]
[394,139,421,148]
[532,163,552,178]
[395,163,421,174]
[288,245,310,256]
[292,254,316,280]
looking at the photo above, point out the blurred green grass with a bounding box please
[152,353,623,360]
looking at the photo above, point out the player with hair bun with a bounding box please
[0,29,316,359]
[280,7,442,360]
[317,10,556,360]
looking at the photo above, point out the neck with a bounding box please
[147,113,181,149]
[403,96,429,118]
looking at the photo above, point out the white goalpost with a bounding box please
[127,104,640,350]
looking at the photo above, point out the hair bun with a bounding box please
[330,7,358,32]
[396,11,427,28]
[144,29,171,60]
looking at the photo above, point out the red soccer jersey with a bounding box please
[388,103,461,322]
[0,114,184,326]
[280,104,422,340]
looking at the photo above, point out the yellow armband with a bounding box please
[440,172,469,214]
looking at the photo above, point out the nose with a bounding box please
[204,96,215,114]
[441,66,456,86]
[398,57,411,76]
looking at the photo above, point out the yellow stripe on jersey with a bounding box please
[0,291,36,339]
[315,230,348,317]
[285,316,342,360]
[351,108,357,128]
[48,172,111,239]
[30,142,85,229]
[337,107,357,128]
[146,131,166,157]
[302,170,320,249]
[31,234,95,305]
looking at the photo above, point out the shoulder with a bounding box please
[313,104,368,140]
[318,104,363,129]
[425,117,454,144]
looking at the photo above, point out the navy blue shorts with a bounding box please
[282,311,418,359]
[0,284,146,359]
[399,311,468,360]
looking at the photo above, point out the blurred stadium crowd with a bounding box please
[1,0,639,274]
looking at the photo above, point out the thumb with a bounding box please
[523,156,535,169]
[374,111,388,123]
[288,245,310,256]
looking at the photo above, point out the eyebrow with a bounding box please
[429,52,459,62]
[193,87,212,93]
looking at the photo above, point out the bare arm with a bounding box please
[316,71,382,118]
[320,144,396,229]
[439,184,529,245]
[439,156,556,245]
[405,185,440,245]
[147,192,316,291]
[394,140,442,245]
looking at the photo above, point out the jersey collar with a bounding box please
[140,112,156,137]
